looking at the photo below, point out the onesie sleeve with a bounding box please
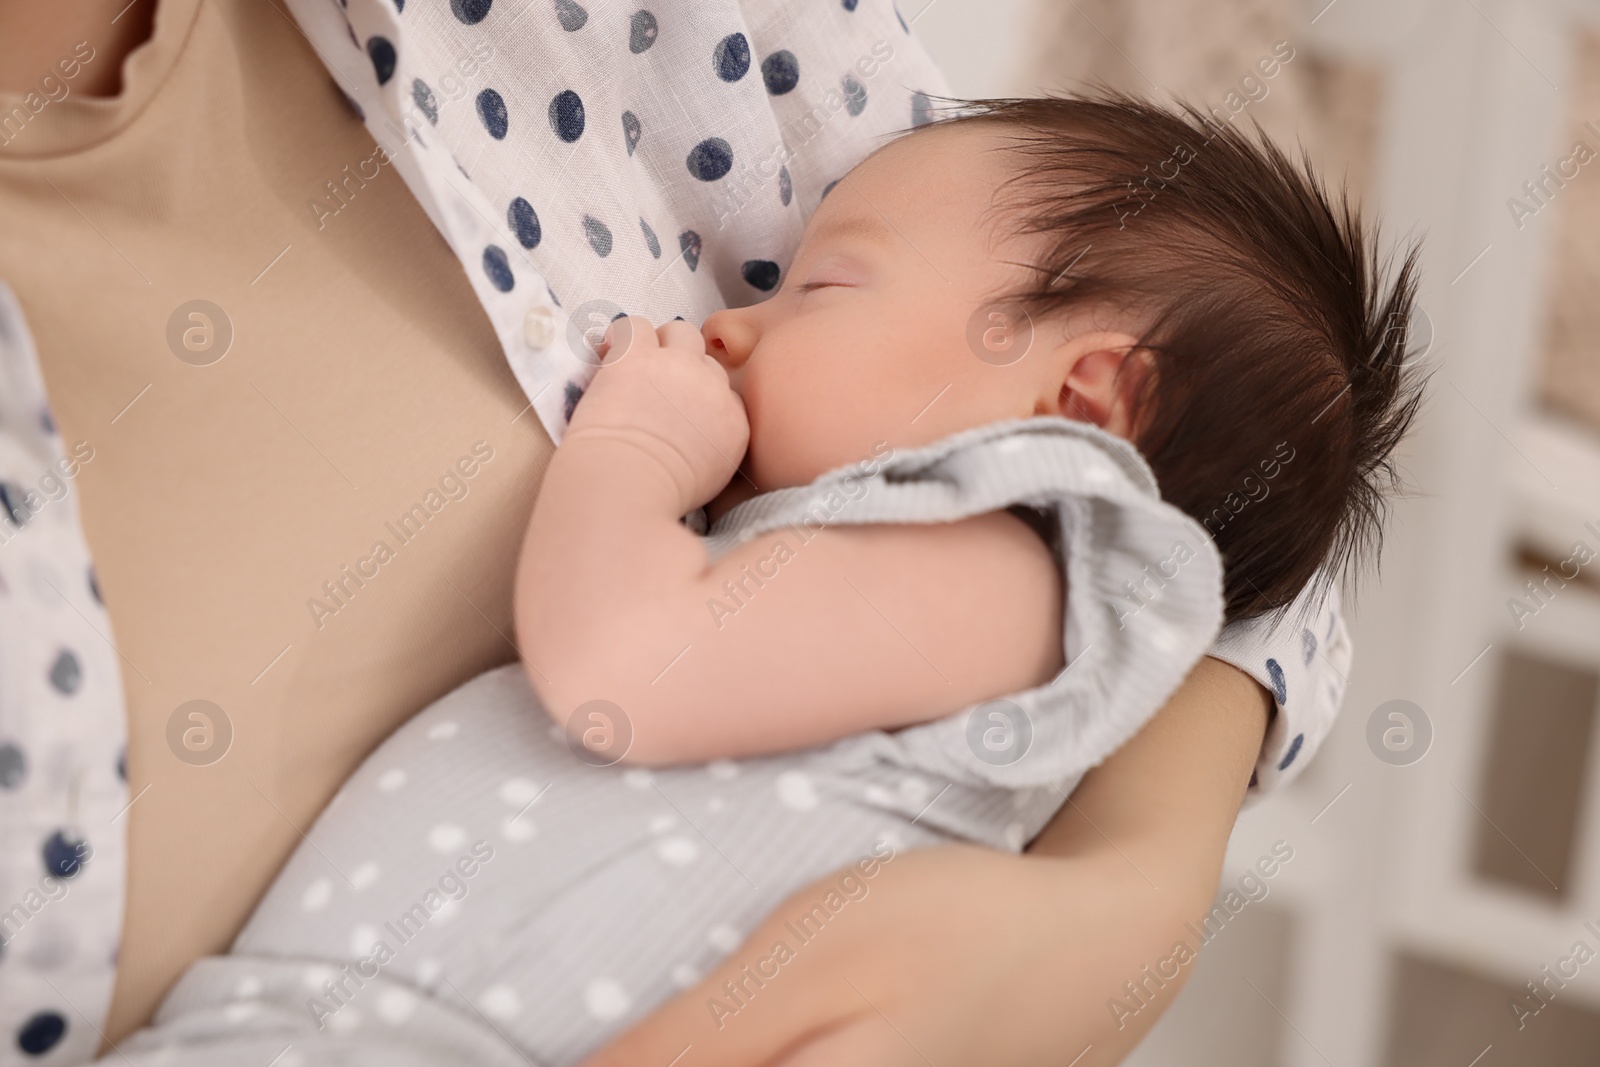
[705,416,1227,790]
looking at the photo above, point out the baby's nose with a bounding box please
[702,308,755,370]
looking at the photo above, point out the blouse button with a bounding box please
[524,306,556,350]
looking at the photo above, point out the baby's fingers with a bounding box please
[655,317,707,354]
[657,318,736,385]
[597,314,657,364]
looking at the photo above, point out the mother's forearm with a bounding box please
[1032,656,1268,875]
[1027,656,1272,1059]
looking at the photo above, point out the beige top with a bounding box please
[0,0,553,1040]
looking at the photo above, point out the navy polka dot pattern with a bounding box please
[678,230,702,271]
[0,741,25,788]
[549,90,585,142]
[0,482,27,527]
[640,217,661,258]
[1301,627,1318,666]
[842,0,859,9]
[555,0,588,30]
[477,88,509,139]
[365,36,396,84]
[451,0,491,24]
[318,0,957,456]
[822,177,841,199]
[412,78,439,124]
[713,33,751,82]
[1265,657,1287,705]
[1277,733,1305,770]
[761,50,800,95]
[42,830,87,879]
[583,216,614,257]
[685,137,733,181]
[49,649,81,695]
[509,197,542,249]
[563,380,585,423]
[741,259,780,291]
[482,245,514,291]
[842,74,868,116]
[17,1011,67,1055]
[629,9,658,53]
[621,110,642,155]
[911,90,936,127]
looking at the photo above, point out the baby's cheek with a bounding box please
[742,350,879,488]
[747,414,817,489]
[745,400,834,490]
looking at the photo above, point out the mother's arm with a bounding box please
[578,656,1271,1067]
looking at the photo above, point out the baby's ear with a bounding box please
[1054,333,1148,438]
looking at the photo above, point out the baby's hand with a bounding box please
[565,316,749,512]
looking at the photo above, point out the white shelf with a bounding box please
[1513,412,1600,560]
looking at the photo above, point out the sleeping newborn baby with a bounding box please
[123,95,1418,1066]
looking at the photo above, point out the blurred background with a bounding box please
[915,0,1600,1063]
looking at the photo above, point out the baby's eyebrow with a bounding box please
[805,210,895,251]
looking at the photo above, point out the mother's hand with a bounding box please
[578,658,1271,1067]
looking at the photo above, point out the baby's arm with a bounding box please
[515,317,1063,764]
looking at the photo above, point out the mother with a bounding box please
[0,1,1338,1063]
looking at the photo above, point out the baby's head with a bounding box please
[702,93,1423,620]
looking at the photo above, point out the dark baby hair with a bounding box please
[928,92,1425,621]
